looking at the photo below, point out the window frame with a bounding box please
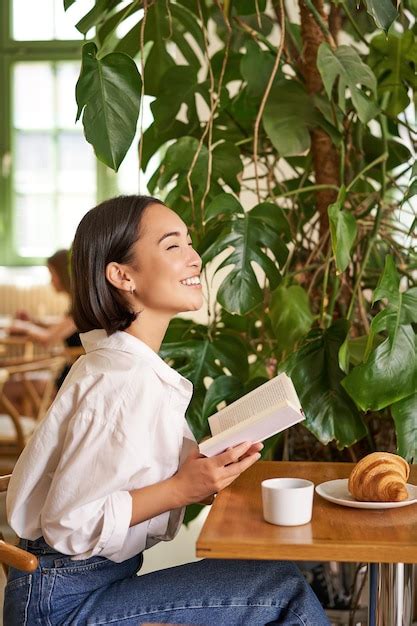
[0,1,116,266]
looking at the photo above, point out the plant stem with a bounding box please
[346,152,388,193]
[327,275,341,321]
[397,117,416,134]
[339,139,345,185]
[233,16,277,54]
[279,183,339,198]
[235,137,253,146]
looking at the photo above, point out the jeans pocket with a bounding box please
[48,555,109,573]
[3,574,32,626]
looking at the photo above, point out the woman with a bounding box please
[5,196,329,625]
[4,250,81,414]
[11,249,78,347]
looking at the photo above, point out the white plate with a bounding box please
[315,479,417,510]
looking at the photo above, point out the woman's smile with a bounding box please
[180,275,202,287]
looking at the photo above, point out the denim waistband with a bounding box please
[19,536,61,556]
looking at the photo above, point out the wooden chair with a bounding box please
[0,355,66,460]
[0,474,38,576]
[0,336,35,363]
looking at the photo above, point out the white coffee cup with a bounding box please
[261,478,314,526]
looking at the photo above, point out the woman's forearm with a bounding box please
[32,317,77,346]
[129,476,185,527]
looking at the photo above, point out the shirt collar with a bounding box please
[80,329,193,397]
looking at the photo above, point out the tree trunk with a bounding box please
[299,0,340,238]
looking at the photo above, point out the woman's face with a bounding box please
[128,203,203,316]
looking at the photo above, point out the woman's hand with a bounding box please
[129,442,263,527]
[171,441,263,506]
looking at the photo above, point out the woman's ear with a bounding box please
[105,262,135,294]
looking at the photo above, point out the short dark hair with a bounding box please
[47,249,71,294]
[71,195,164,335]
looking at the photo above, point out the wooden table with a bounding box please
[197,461,417,626]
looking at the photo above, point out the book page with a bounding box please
[208,373,300,436]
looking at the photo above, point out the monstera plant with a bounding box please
[66,1,417,471]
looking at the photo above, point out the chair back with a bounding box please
[0,355,65,455]
[0,474,38,575]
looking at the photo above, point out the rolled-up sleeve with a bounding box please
[41,411,143,560]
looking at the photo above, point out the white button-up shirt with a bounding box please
[7,329,195,563]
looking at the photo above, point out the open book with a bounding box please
[199,373,304,457]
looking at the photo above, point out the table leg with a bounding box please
[368,563,414,626]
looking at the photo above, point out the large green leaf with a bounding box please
[140,120,190,171]
[75,42,141,171]
[161,332,249,440]
[247,202,291,242]
[211,142,243,193]
[202,201,288,315]
[369,31,417,116]
[97,2,141,50]
[342,324,417,411]
[269,285,314,353]
[241,40,277,99]
[75,0,122,35]
[328,187,357,274]
[156,136,208,190]
[362,134,412,177]
[150,65,204,128]
[235,0,267,14]
[392,392,417,462]
[169,3,205,70]
[285,320,367,449]
[151,137,242,221]
[362,0,398,32]
[263,81,318,156]
[371,290,417,333]
[161,333,249,391]
[113,22,142,58]
[211,50,244,87]
[317,43,378,123]
[369,258,417,335]
[142,3,175,96]
[183,504,205,526]
[372,255,400,305]
[205,193,243,222]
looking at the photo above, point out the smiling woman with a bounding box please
[71,196,203,350]
[4,195,329,626]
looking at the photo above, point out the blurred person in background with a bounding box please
[5,249,81,403]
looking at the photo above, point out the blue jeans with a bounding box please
[4,537,330,625]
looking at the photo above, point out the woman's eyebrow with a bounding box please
[157,230,190,244]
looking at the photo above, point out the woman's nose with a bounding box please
[188,247,202,270]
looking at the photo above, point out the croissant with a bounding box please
[348,452,410,502]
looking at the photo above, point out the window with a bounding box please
[0,0,144,265]
[12,61,97,258]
